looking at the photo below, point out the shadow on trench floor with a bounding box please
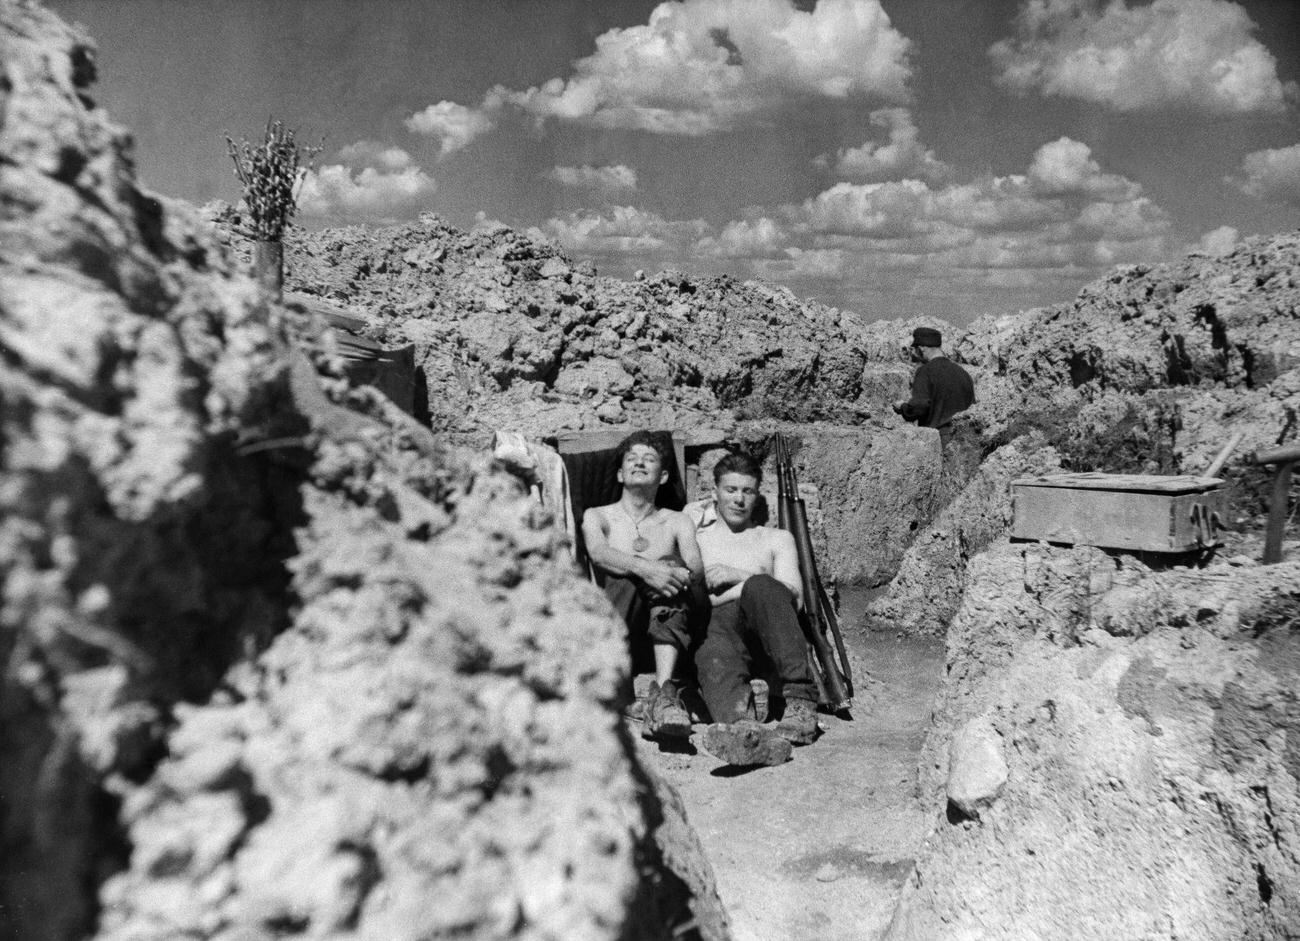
[633,589,946,941]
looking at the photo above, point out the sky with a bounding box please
[50,0,1300,325]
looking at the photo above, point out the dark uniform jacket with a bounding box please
[899,357,975,429]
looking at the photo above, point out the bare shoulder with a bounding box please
[583,504,612,526]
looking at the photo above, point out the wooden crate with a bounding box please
[1011,472,1226,552]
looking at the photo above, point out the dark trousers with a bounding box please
[602,576,692,653]
[695,574,815,723]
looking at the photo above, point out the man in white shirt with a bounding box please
[691,452,819,758]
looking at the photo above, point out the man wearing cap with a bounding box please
[893,327,974,446]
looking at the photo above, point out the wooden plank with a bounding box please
[679,427,727,447]
[284,291,370,332]
[1011,472,1222,494]
[552,429,691,498]
[1252,443,1300,465]
[1264,462,1292,563]
[554,430,631,454]
[554,427,727,453]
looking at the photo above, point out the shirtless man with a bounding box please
[692,452,818,750]
[582,431,705,740]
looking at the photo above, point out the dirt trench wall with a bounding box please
[868,232,1300,640]
[866,436,1062,635]
[95,443,726,940]
[958,234,1300,515]
[1,7,291,936]
[279,218,888,447]
[1,6,728,940]
[871,234,1300,936]
[722,423,945,588]
[887,542,1300,940]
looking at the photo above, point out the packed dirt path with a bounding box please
[635,593,945,941]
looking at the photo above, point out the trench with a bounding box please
[634,589,945,941]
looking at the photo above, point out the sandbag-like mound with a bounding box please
[0,5,727,940]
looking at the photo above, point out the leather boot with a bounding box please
[642,680,692,740]
[775,696,819,745]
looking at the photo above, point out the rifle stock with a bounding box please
[788,498,852,711]
[774,434,853,712]
[817,581,853,699]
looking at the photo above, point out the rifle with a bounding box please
[774,433,853,712]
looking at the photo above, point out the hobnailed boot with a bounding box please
[701,720,792,767]
[642,680,692,740]
[775,696,819,745]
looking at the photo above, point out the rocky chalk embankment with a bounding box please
[1,5,726,940]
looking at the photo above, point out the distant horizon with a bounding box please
[53,0,1300,326]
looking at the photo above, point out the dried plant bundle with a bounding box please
[225,119,321,242]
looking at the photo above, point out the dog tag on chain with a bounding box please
[632,536,650,553]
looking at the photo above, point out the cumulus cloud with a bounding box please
[298,163,436,220]
[780,247,846,278]
[530,136,1171,304]
[991,0,1295,114]
[472,210,509,232]
[426,0,911,138]
[818,108,951,182]
[335,140,414,171]
[404,101,496,156]
[529,206,709,255]
[546,164,639,192]
[1231,143,1300,206]
[800,179,935,237]
[695,216,789,258]
[1026,137,1137,199]
[793,138,1168,269]
[1195,225,1239,256]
